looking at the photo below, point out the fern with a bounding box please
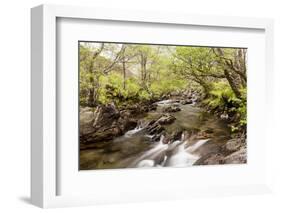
[205,81,247,129]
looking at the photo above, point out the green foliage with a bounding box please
[150,77,187,98]
[205,81,238,109]
[237,88,247,127]
[94,71,187,106]
[79,43,189,106]
[98,73,126,105]
[173,47,224,78]
[205,81,247,130]
[97,72,151,105]
[79,42,247,131]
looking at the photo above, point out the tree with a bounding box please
[118,44,138,90]
[79,43,125,106]
[133,45,161,92]
[171,46,247,100]
[171,46,224,94]
[212,48,247,99]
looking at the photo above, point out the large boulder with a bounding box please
[180,99,193,105]
[80,100,180,145]
[80,107,94,127]
[117,116,138,133]
[80,107,95,136]
[147,123,165,135]
[170,129,184,141]
[92,103,120,129]
[224,146,247,164]
[80,104,123,144]
[143,114,177,141]
[157,113,176,125]
[223,138,241,152]
[161,129,189,144]
[163,106,181,113]
[80,101,160,145]
[195,145,247,165]
[195,153,225,165]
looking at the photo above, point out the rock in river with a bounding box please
[80,104,137,144]
[144,113,176,140]
[195,153,225,165]
[157,113,176,125]
[163,105,181,113]
[223,138,241,152]
[224,146,247,164]
[180,99,193,105]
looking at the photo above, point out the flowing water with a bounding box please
[80,100,231,170]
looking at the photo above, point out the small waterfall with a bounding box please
[156,99,174,106]
[160,155,168,166]
[181,132,185,141]
[124,120,146,137]
[164,139,209,167]
[140,135,168,159]
[124,126,143,137]
[135,135,168,167]
[186,139,209,153]
[165,143,199,167]
[144,134,154,139]
[135,132,209,168]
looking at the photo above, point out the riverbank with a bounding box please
[79,92,246,169]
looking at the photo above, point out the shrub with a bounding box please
[205,81,246,129]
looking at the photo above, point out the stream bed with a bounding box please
[80,100,231,170]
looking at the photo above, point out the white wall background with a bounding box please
[0,0,280,212]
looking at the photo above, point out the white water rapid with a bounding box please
[134,133,209,168]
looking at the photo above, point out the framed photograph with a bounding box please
[31,4,274,208]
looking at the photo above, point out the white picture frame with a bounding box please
[31,4,274,208]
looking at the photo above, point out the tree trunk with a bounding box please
[87,74,100,107]
[122,60,126,90]
[140,54,148,88]
[224,69,242,99]
[190,74,211,95]
[234,49,247,87]
[88,87,95,107]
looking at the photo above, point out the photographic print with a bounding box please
[79,42,247,170]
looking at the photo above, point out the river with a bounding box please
[80,100,231,170]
